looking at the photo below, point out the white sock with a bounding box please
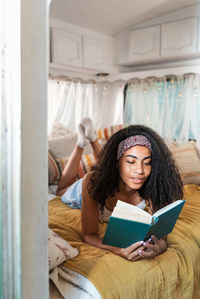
[81,117,96,142]
[76,124,89,148]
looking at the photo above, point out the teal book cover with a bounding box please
[103,200,185,248]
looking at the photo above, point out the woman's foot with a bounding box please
[76,123,89,148]
[81,117,96,142]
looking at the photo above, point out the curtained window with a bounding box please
[124,74,200,143]
[48,78,125,133]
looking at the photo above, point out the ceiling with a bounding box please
[50,0,200,35]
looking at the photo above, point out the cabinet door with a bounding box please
[51,28,82,67]
[83,36,108,71]
[129,25,160,62]
[161,17,198,57]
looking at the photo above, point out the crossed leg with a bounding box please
[56,118,101,196]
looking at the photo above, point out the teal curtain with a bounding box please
[124,74,200,142]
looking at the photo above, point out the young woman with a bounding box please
[57,118,183,261]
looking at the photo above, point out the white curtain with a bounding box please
[48,78,125,132]
[124,74,200,143]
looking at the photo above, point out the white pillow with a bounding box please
[49,122,72,138]
[48,133,78,158]
[48,133,93,158]
[48,228,78,272]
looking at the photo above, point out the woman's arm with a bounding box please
[56,145,83,196]
[81,173,145,261]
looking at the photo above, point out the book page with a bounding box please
[112,201,152,224]
[116,200,149,216]
[153,200,184,217]
[112,209,152,224]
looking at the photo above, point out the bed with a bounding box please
[49,183,200,299]
[48,123,200,298]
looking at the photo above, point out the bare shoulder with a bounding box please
[83,171,92,181]
[82,171,97,208]
[82,171,94,187]
[82,171,94,195]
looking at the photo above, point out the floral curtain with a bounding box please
[124,74,200,142]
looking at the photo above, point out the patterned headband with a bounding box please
[117,135,152,160]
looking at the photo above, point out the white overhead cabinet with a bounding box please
[161,17,198,58]
[114,16,200,66]
[51,28,82,67]
[83,36,108,71]
[50,27,109,72]
[114,25,160,65]
[50,9,200,72]
[128,25,160,63]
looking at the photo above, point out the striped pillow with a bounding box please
[56,153,97,179]
[96,124,126,141]
[169,141,200,185]
[48,150,61,185]
[80,152,97,174]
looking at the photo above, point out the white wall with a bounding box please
[21,0,49,298]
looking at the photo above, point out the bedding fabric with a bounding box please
[48,228,78,272]
[49,267,102,299]
[49,184,200,299]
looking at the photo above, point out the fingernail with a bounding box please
[148,238,152,242]
[140,241,144,245]
[138,250,142,255]
[143,242,146,246]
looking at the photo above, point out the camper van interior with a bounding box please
[47,1,200,298]
[1,0,200,298]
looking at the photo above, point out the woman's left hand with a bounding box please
[138,235,167,258]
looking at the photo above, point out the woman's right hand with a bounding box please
[111,241,145,261]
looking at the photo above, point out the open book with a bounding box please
[103,199,185,248]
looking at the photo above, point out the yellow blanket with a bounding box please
[49,184,200,299]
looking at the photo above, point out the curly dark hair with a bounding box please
[88,124,183,213]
